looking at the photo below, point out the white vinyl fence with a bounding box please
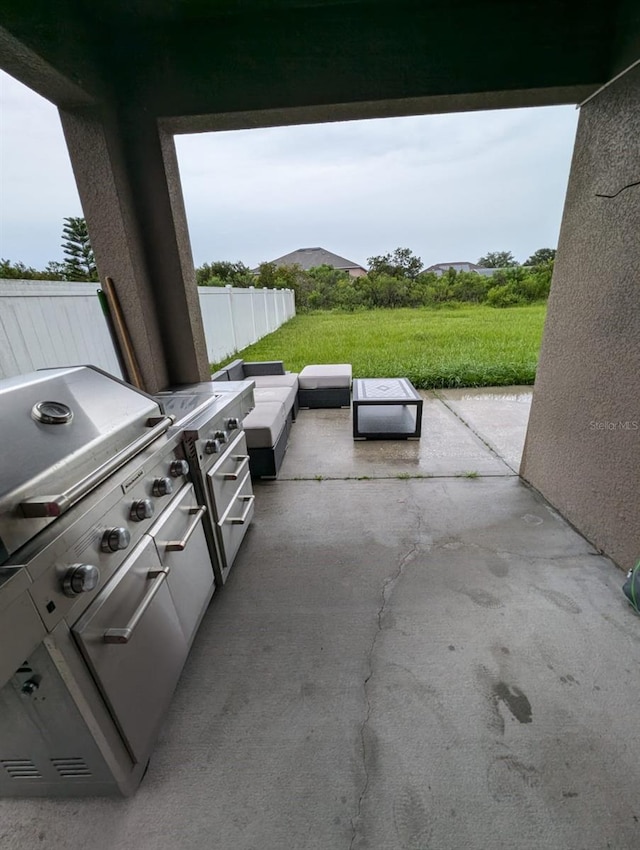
[199,285,295,363]
[0,280,295,380]
[0,281,124,379]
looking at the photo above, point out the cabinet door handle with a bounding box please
[225,495,255,525]
[221,456,250,481]
[165,505,207,552]
[103,568,170,644]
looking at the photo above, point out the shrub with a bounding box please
[486,283,524,307]
[449,271,492,303]
[196,261,253,287]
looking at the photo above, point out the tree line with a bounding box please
[196,247,556,310]
[2,222,555,311]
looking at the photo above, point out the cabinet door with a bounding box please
[149,483,213,645]
[72,535,188,764]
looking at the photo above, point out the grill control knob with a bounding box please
[205,438,222,454]
[130,499,154,522]
[101,527,131,553]
[152,477,173,497]
[214,430,228,444]
[169,459,189,478]
[226,417,239,431]
[62,564,100,597]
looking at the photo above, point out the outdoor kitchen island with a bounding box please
[0,367,254,797]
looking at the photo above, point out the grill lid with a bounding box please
[0,367,165,563]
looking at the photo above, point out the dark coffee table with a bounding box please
[352,378,423,439]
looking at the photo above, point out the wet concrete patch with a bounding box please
[493,681,533,725]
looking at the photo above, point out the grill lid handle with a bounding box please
[20,415,174,519]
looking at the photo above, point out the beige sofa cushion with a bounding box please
[242,402,287,449]
[252,373,299,391]
[254,385,297,413]
[298,364,352,389]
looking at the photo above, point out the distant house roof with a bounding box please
[425,261,501,277]
[253,247,366,273]
[425,261,483,272]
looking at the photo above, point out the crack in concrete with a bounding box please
[433,538,595,561]
[433,391,518,474]
[349,508,423,850]
[280,472,514,481]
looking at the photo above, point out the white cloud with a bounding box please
[0,68,579,271]
[176,106,578,268]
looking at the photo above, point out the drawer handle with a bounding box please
[221,455,250,481]
[165,505,207,552]
[225,495,255,525]
[103,568,170,644]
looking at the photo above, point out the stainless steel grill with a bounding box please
[0,366,253,797]
[0,367,171,561]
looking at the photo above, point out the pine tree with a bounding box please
[62,217,97,281]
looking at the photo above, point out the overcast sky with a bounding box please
[0,69,579,271]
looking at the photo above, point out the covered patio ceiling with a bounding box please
[1,0,638,130]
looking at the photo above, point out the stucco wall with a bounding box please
[520,66,640,571]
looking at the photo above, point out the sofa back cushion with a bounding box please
[225,359,246,381]
[243,360,286,376]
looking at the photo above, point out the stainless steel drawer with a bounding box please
[217,472,255,570]
[206,431,251,519]
[149,483,213,645]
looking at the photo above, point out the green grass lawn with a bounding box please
[213,304,547,389]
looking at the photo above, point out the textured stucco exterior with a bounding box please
[60,108,210,393]
[60,108,169,392]
[520,65,640,570]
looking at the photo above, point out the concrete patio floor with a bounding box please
[2,388,639,850]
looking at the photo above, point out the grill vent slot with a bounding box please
[1,759,42,780]
[51,757,92,778]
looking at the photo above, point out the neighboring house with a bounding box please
[425,261,502,277]
[253,247,367,278]
[425,262,499,277]
[425,261,482,274]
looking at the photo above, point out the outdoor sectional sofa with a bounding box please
[211,359,299,479]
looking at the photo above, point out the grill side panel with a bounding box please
[0,644,122,796]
